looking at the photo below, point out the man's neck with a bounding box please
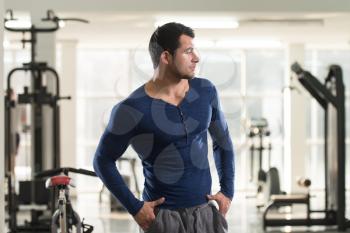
[149,72,189,98]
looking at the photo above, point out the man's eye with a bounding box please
[185,48,193,54]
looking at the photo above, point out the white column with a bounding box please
[30,8,56,67]
[30,9,57,171]
[283,44,307,193]
[0,0,5,231]
[59,40,77,168]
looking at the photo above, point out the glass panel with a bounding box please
[4,50,13,86]
[198,50,241,93]
[306,97,324,140]
[269,144,284,172]
[246,97,283,139]
[4,49,31,92]
[14,49,30,64]
[220,97,242,139]
[315,100,325,139]
[77,98,120,142]
[305,145,325,189]
[315,50,350,88]
[304,49,313,71]
[234,144,243,188]
[77,49,129,95]
[246,50,285,94]
[130,49,153,90]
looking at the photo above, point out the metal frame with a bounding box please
[263,62,348,231]
[4,9,87,232]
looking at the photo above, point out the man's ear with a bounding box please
[160,51,172,65]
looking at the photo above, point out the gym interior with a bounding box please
[1,0,350,232]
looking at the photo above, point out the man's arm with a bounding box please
[93,103,143,215]
[208,85,235,215]
[93,102,165,231]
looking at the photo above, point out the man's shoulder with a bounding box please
[119,85,148,106]
[192,77,215,91]
[108,97,145,129]
[128,85,148,100]
[110,86,148,115]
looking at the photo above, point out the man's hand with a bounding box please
[207,192,231,217]
[133,197,165,231]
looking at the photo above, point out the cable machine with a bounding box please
[263,62,348,231]
[247,118,272,186]
[4,9,88,232]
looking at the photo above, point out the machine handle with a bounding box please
[291,62,303,75]
[35,167,97,178]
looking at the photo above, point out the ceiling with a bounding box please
[56,12,350,47]
[3,1,350,48]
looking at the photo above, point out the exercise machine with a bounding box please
[247,119,286,208]
[4,9,88,232]
[36,167,96,233]
[263,62,348,231]
[247,118,272,192]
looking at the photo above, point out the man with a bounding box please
[93,22,235,233]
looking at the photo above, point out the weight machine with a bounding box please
[4,9,88,232]
[263,62,348,231]
[247,118,272,192]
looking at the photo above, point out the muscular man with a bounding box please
[93,22,235,233]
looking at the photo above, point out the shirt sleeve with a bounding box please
[208,85,235,199]
[93,102,144,216]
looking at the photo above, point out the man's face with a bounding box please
[170,34,200,80]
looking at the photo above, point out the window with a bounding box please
[305,49,350,190]
[76,47,286,192]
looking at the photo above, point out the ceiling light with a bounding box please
[155,16,239,29]
[5,20,31,29]
[216,39,282,48]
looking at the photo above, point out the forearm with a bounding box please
[213,135,235,199]
[93,153,144,215]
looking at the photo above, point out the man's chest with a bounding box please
[137,99,212,142]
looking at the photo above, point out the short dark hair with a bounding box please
[148,22,194,69]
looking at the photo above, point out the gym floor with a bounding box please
[72,191,350,233]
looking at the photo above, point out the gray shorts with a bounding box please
[142,202,228,233]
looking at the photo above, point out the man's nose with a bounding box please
[192,49,200,63]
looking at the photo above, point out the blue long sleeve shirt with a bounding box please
[93,77,235,216]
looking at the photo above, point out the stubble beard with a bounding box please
[174,67,195,80]
[171,62,195,80]
[180,74,195,80]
